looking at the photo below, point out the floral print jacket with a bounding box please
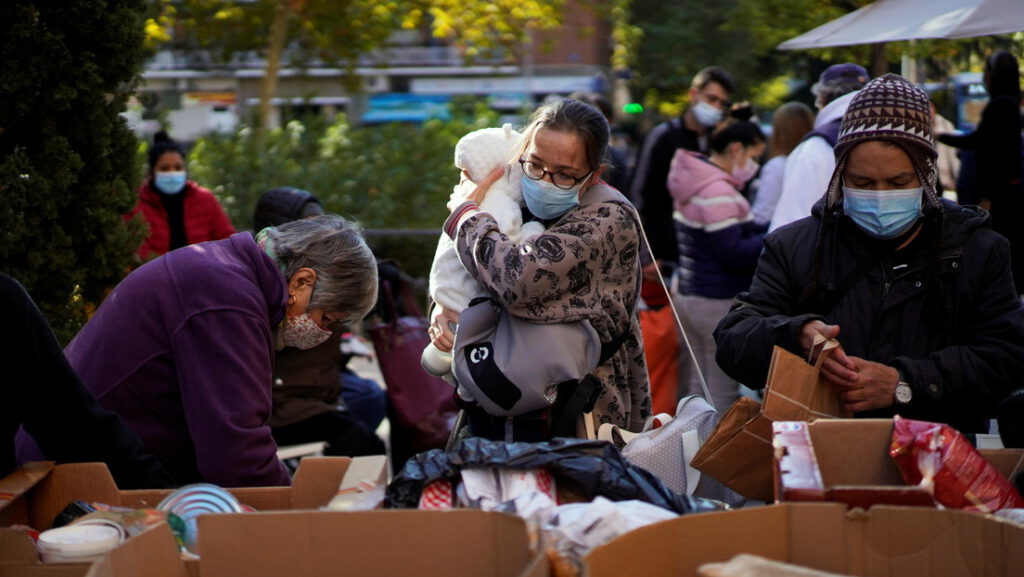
[444,186,652,431]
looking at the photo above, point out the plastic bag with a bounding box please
[383,436,726,515]
[889,415,1024,512]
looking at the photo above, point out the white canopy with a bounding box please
[778,0,1024,50]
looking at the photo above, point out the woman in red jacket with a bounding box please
[131,131,235,260]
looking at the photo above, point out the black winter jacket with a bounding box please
[714,198,1024,433]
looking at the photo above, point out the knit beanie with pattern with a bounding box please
[825,73,941,211]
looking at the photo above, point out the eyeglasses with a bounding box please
[519,159,592,190]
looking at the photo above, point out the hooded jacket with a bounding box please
[667,149,767,299]
[714,195,1024,434]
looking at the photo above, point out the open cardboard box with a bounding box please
[583,501,1024,577]
[1,459,547,577]
[0,457,354,531]
[0,458,353,575]
[773,419,1024,509]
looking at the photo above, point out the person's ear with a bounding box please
[286,267,318,314]
[581,166,605,196]
[727,141,745,161]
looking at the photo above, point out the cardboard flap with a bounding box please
[28,463,121,530]
[979,448,1024,482]
[0,527,41,563]
[196,510,535,577]
[84,523,187,577]
[583,503,851,576]
[289,457,351,510]
[808,419,904,486]
[0,461,55,526]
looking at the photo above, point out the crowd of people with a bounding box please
[4,53,1024,491]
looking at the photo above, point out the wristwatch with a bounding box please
[894,371,913,405]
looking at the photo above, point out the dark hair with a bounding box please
[253,187,324,231]
[770,101,815,158]
[708,103,764,154]
[984,50,1021,100]
[691,66,735,95]
[147,130,186,173]
[512,98,609,176]
[568,91,613,120]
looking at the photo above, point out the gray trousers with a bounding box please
[673,294,741,413]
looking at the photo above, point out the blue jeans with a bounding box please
[340,369,387,432]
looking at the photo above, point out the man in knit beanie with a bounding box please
[715,73,1024,436]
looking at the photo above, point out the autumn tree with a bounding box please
[147,0,571,138]
[0,1,149,343]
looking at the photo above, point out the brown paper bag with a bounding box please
[691,339,851,502]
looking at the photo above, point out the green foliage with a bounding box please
[187,100,504,279]
[0,1,149,343]
[628,0,1023,124]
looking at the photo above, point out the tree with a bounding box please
[147,0,570,138]
[0,1,149,343]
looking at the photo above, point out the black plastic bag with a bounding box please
[384,436,725,515]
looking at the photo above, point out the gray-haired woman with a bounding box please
[431,98,652,440]
[17,215,378,487]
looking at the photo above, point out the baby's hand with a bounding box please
[447,167,504,212]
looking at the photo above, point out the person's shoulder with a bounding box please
[185,181,218,198]
[765,215,820,246]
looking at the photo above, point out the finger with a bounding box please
[469,167,505,203]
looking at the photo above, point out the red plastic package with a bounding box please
[889,415,1024,513]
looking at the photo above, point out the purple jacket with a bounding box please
[19,233,290,487]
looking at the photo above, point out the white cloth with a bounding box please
[768,91,859,232]
[750,155,786,226]
[429,125,545,312]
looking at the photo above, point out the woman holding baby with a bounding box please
[430,98,652,439]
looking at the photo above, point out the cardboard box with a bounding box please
[583,502,1024,577]
[2,460,548,577]
[0,457,352,531]
[773,419,1024,509]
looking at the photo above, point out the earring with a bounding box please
[288,295,296,305]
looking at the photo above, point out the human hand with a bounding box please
[820,355,900,413]
[799,320,840,357]
[428,304,460,353]
[446,167,504,212]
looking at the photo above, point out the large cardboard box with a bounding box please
[0,457,352,531]
[583,502,1024,577]
[773,419,1024,508]
[1,460,548,577]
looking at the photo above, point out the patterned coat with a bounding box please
[444,185,652,431]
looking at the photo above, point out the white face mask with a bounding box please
[693,99,724,127]
[279,313,332,350]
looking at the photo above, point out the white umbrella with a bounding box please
[778,0,1024,50]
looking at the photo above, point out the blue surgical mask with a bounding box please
[842,185,923,239]
[154,171,187,195]
[521,175,581,220]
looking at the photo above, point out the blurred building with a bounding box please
[132,3,613,142]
